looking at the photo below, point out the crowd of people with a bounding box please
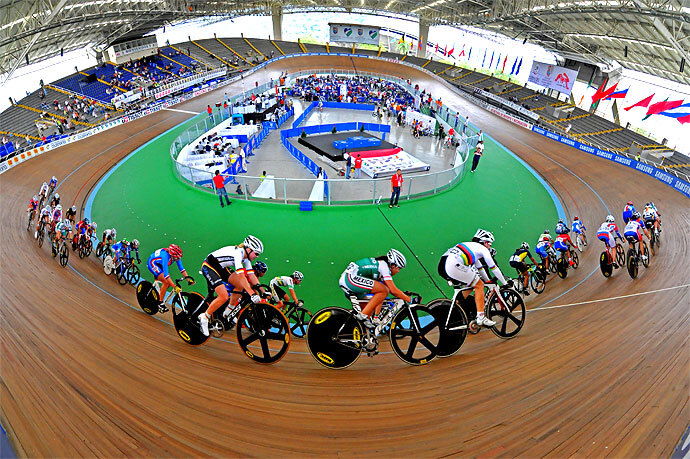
[289,74,415,108]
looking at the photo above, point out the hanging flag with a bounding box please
[467,47,472,60]
[515,57,523,74]
[447,47,454,57]
[590,79,608,102]
[592,82,618,103]
[501,55,508,72]
[495,53,501,70]
[443,45,447,56]
[510,58,517,75]
[658,102,690,118]
[677,114,690,124]
[646,99,684,116]
[623,93,654,111]
[435,43,439,54]
[418,36,423,50]
[488,51,494,68]
[481,49,487,67]
[604,88,629,100]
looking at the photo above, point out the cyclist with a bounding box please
[571,216,587,246]
[111,238,130,266]
[339,248,411,329]
[197,235,265,336]
[437,229,511,327]
[38,181,49,201]
[36,204,52,238]
[146,244,193,313]
[642,202,661,234]
[129,238,142,264]
[102,227,117,245]
[74,218,89,248]
[49,192,61,208]
[622,201,635,224]
[535,233,552,272]
[508,242,539,296]
[54,219,72,247]
[623,212,650,262]
[48,176,58,193]
[50,204,63,233]
[597,215,623,268]
[27,195,40,222]
[269,271,304,308]
[554,221,577,267]
[221,261,269,306]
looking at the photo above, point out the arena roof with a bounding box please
[1,0,688,85]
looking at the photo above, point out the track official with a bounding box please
[389,169,403,208]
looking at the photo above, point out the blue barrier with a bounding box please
[531,125,690,199]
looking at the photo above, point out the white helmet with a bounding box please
[243,235,264,255]
[387,248,407,268]
[521,241,529,250]
[54,193,59,199]
[606,215,615,223]
[55,204,62,211]
[292,270,304,281]
[131,238,139,248]
[473,228,495,244]
[71,205,76,212]
[33,195,38,201]
[42,181,47,187]
[111,228,117,236]
[52,176,57,181]
[91,221,97,229]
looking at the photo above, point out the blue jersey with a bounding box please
[572,220,585,233]
[555,223,570,235]
[112,242,127,254]
[49,178,58,186]
[147,248,185,279]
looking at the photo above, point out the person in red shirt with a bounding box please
[206,105,212,118]
[212,170,232,208]
[389,169,403,208]
[354,154,363,178]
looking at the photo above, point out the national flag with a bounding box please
[467,47,472,60]
[495,53,501,70]
[501,55,508,72]
[623,93,654,111]
[447,47,454,57]
[488,51,494,68]
[604,88,629,100]
[443,45,447,56]
[481,49,487,67]
[658,102,690,118]
[515,57,523,74]
[677,114,690,124]
[646,99,684,116]
[510,58,517,75]
[435,43,439,54]
[592,82,618,103]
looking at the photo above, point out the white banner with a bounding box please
[527,61,579,95]
[472,88,540,121]
[329,23,381,45]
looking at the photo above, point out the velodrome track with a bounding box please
[1,55,688,456]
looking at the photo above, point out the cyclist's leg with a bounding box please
[202,267,233,316]
[361,281,389,317]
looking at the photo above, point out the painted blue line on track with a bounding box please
[0,421,16,458]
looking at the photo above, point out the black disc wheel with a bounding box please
[306,307,363,369]
[389,305,440,365]
[136,280,160,315]
[236,303,290,364]
[172,292,209,345]
[556,257,568,279]
[626,249,638,279]
[486,288,526,339]
[530,269,546,294]
[427,299,468,358]
[286,306,312,338]
[599,252,613,278]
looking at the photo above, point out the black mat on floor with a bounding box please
[297,131,397,161]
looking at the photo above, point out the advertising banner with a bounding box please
[528,61,579,95]
[329,23,380,45]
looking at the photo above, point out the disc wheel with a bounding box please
[236,303,290,364]
[136,280,160,315]
[556,257,568,279]
[286,306,312,338]
[626,249,638,279]
[103,255,114,275]
[486,288,526,339]
[427,299,468,357]
[306,307,363,369]
[599,252,613,278]
[389,305,440,365]
[529,269,545,294]
[172,292,209,345]
[58,243,69,267]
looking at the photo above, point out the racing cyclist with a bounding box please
[624,212,650,262]
[102,227,117,246]
[54,219,73,248]
[49,192,60,208]
[339,248,411,330]
[51,204,63,233]
[38,181,49,201]
[535,231,552,272]
[597,215,623,268]
[65,205,77,224]
[622,201,635,224]
[74,218,89,249]
[27,195,39,222]
[642,202,661,235]
[572,216,588,246]
[36,204,52,238]
[198,235,265,336]
[554,220,577,266]
[437,229,511,327]
[508,242,538,296]
[269,271,304,309]
[146,244,193,313]
[48,176,58,194]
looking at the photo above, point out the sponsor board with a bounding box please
[487,106,533,129]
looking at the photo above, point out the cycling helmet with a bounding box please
[387,248,407,268]
[167,244,182,259]
[632,211,641,220]
[645,202,651,207]
[543,229,550,234]
[558,219,564,224]
[121,238,129,245]
[539,235,550,242]
[70,205,76,212]
[33,195,38,201]
[54,193,59,199]
[573,216,579,220]
[52,176,57,181]
[131,238,139,248]
[473,228,495,244]
[521,242,529,250]
[42,181,47,187]
[91,221,97,229]
[243,235,264,255]
[253,261,268,275]
[292,270,304,282]
[111,228,117,236]
[627,201,633,205]
[606,215,615,223]
[55,204,62,211]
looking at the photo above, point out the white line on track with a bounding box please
[530,283,690,312]
[163,108,200,114]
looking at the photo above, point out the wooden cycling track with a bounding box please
[1,55,688,457]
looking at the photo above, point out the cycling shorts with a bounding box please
[437,255,480,288]
[147,259,164,278]
[573,227,584,234]
[622,211,632,223]
[624,230,641,243]
[597,232,615,248]
[201,256,231,290]
[535,246,549,258]
[271,284,287,302]
[509,260,528,273]
[339,270,375,299]
[554,240,569,252]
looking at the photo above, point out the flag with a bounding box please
[590,79,608,102]
[481,49,487,67]
[501,55,508,72]
[658,102,690,118]
[592,82,618,103]
[488,51,494,68]
[623,93,654,111]
[447,47,454,57]
[677,114,690,124]
[443,45,447,56]
[418,36,423,50]
[604,88,629,100]
[516,57,523,74]
[510,58,517,75]
[435,43,439,54]
[495,53,501,70]
[467,47,472,60]
[646,99,684,116]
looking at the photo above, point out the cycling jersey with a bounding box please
[624,219,645,241]
[28,200,39,211]
[65,209,76,218]
[538,233,551,242]
[147,248,185,279]
[509,248,532,263]
[597,222,620,248]
[554,233,572,252]
[572,220,586,233]
[205,245,253,275]
[535,241,550,258]
[112,241,128,255]
[622,204,635,223]
[39,184,49,195]
[270,276,296,301]
[642,206,658,221]
[56,220,71,236]
[339,257,392,298]
[555,223,569,235]
[441,242,507,285]
[49,178,58,186]
[40,206,51,217]
[75,220,88,234]
[51,210,62,222]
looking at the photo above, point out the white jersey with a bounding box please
[40,206,51,217]
[209,245,253,273]
[269,276,295,290]
[39,183,49,195]
[624,220,644,233]
[598,222,614,236]
[642,207,658,220]
[103,229,115,238]
[443,241,507,285]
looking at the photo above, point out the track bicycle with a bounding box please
[306,292,440,369]
[625,236,650,279]
[426,282,526,358]
[95,240,111,259]
[514,263,546,295]
[556,248,579,279]
[281,301,312,338]
[644,220,661,255]
[50,234,70,267]
[599,238,625,278]
[35,219,46,248]
[26,209,36,231]
[103,252,140,285]
[574,230,587,252]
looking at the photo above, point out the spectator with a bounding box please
[206,105,213,118]
[389,169,403,208]
[463,116,470,134]
[354,154,363,178]
[212,170,232,208]
[236,184,244,195]
[344,153,351,179]
[564,123,572,134]
[471,140,485,173]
